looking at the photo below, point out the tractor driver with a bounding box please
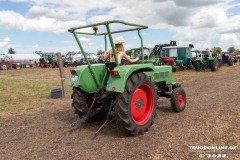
[104,37,139,65]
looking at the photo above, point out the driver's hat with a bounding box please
[114,37,124,44]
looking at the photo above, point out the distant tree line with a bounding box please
[8,48,16,54]
[212,46,240,55]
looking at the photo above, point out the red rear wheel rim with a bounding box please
[178,93,185,107]
[131,84,154,125]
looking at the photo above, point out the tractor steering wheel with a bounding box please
[121,58,130,65]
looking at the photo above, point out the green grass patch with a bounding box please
[0,68,72,112]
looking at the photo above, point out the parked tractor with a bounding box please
[68,20,187,135]
[38,52,58,68]
[129,47,151,59]
[63,51,83,67]
[193,50,219,71]
[0,56,11,70]
[122,47,152,65]
[149,41,176,66]
[234,55,240,64]
[0,54,21,70]
[163,44,194,69]
[221,53,234,66]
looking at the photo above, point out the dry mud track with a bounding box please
[0,66,240,160]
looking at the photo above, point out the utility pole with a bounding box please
[57,53,67,98]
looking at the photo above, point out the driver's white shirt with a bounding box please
[110,52,123,64]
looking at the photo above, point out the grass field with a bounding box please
[0,68,72,112]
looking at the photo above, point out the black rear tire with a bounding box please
[210,60,218,71]
[194,61,201,71]
[71,88,89,118]
[171,87,186,112]
[71,88,107,122]
[115,73,157,135]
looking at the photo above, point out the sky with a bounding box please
[0,0,240,54]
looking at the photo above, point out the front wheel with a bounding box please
[194,61,201,71]
[210,60,218,71]
[171,87,186,112]
[115,73,157,135]
[229,59,234,66]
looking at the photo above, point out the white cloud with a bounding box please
[0,37,11,47]
[0,11,84,34]
[27,6,68,20]
[2,0,240,51]
[79,37,91,42]
[147,43,154,48]
[32,44,39,48]
[220,34,238,43]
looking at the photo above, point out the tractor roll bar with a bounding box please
[68,20,148,33]
[69,20,148,87]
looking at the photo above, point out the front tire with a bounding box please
[115,73,157,135]
[171,88,186,112]
[229,59,234,66]
[210,60,218,71]
[194,61,201,71]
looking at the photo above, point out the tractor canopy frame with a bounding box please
[68,20,148,88]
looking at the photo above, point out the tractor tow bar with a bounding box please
[94,98,115,136]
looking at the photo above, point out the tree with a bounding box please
[212,47,222,53]
[235,49,240,55]
[228,47,236,54]
[8,48,16,54]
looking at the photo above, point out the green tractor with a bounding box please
[39,52,58,68]
[193,50,219,71]
[68,20,187,135]
[163,44,194,69]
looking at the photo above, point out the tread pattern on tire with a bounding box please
[71,88,88,118]
[171,87,186,112]
[194,61,201,71]
[210,60,217,71]
[115,72,157,135]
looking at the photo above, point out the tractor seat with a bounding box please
[105,62,116,71]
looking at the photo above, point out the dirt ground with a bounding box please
[0,66,239,160]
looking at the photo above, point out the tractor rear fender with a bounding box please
[106,63,172,93]
[68,64,107,93]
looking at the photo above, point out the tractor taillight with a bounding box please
[70,69,76,74]
[110,71,119,76]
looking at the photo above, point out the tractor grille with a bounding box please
[160,71,169,78]
[154,72,160,79]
